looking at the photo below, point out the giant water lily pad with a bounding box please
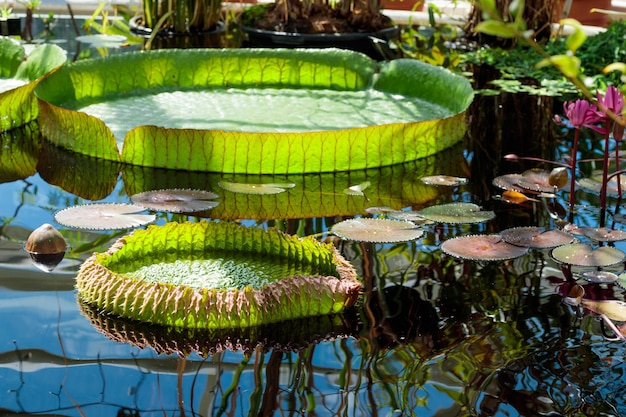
[76,221,361,329]
[35,48,473,173]
[0,38,66,132]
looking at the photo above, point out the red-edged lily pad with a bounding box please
[418,202,495,224]
[54,203,156,230]
[131,189,219,213]
[551,243,625,267]
[500,227,575,249]
[331,218,424,243]
[440,234,529,261]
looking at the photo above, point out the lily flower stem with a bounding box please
[569,128,580,218]
[600,127,611,228]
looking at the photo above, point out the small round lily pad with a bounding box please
[218,180,296,195]
[54,203,156,230]
[551,243,625,267]
[569,226,626,243]
[420,175,468,186]
[441,234,529,261]
[331,218,424,243]
[131,189,219,213]
[500,226,575,249]
[418,202,495,224]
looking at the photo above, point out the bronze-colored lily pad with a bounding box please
[500,226,575,249]
[440,234,529,261]
[418,202,495,224]
[568,226,626,243]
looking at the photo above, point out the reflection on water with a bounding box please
[2,82,626,416]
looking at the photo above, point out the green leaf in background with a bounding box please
[36,48,473,173]
[0,38,67,132]
[76,221,361,328]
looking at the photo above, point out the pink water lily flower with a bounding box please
[597,85,625,141]
[563,99,606,134]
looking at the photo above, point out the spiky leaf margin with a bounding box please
[0,38,66,132]
[76,221,361,329]
[35,48,473,173]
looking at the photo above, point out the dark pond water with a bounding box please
[2,22,626,417]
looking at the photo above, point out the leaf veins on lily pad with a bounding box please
[331,218,424,243]
[131,189,219,213]
[500,226,574,249]
[418,202,495,224]
[551,243,625,267]
[54,203,156,230]
[218,180,296,195]
[441,234,529,261]
[516,169,557,194]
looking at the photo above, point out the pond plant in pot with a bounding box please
[130,0,225,49]
[240,0,405,59]
[0,1,20,36]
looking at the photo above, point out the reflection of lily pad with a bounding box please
[76,221,361,328]
[54,203,156,230]
[551,243,625,267]
[331,218,424,243]
[441,234,529,261]
[218,180,295,195]
[418,202,495,224]
[35,49,473,173]
[582,300,626,321]
[0,38,67,132]
[131,189,219,212]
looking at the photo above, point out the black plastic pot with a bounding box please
[241,25,400,60]
[0,17,21,36]
[129,16,226,49]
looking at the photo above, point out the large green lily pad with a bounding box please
[35,48,473,173]
[76,221,361,329]
[0,38,67,132]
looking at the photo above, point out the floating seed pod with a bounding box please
[548,167,568,189]
[24,223,68,272]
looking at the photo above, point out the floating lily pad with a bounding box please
[517,169,557,194]
[218,180,296,195]
[492,174,526,192]
[551,243,625,267]
[331,218,424,243]
[35,49,473,173]
[420,175,468,186]
[569,226,626,242]
[500,227,575,249]
[0,38,67,131]
[418,202,495,224]
[76,221,361,329]
[440,234,529,261]
[582,300,626,321]
[578,174,626,197]
[343,181,371,196]
[580,270,618,283]
[131,188,219,213]
[54,203,156,230]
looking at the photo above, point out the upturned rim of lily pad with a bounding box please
[76,221,361,329]
[440,234,529,261]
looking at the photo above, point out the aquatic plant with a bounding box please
[76,221,361,329]
[34,48,473,174]
[0,37,65,131]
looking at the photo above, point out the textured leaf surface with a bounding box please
[76,221,361,328]
[0,39,66,131]
[35,48,473,173]
[331,218,424,243]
